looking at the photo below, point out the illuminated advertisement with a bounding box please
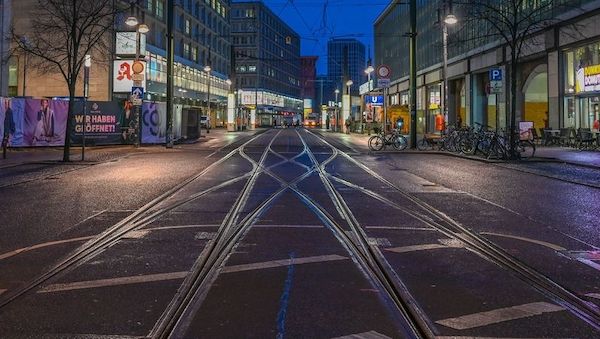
[576,64,600,93]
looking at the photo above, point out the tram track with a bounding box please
[0,131,270,310]
[307,129,600,331]
[150,130,328,338]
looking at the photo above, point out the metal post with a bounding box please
[206,72,211,133]
[383,87,387,134]
[82,57,90,161]
[135,30,141,147]
[166,0,174,147]
[442,22,449,128]
[22,52,27,96]
[335,90,339,132]
[409,0,417,148]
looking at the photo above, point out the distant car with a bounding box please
[304,117,319,128]
[200,116,210,129]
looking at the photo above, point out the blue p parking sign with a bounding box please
[490,68,502,81]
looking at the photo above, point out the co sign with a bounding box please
[490,68,502,81]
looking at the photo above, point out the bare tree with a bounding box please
[455,0,577,158]
[10,0,119,161]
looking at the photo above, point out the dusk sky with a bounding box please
[260,0,391,75]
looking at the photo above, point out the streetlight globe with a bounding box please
[365,65,374,74]
[334,89,340,94]
[444,14,458,25]
[125,16,139,27]
[84,54,91,68]
[204,65,212,72]
[346,80,353,86]
[226,79,232,85]
[138,24,150,34]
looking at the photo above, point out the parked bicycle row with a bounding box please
[368,123,536,160]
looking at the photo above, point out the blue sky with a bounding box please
[260,0,391,75]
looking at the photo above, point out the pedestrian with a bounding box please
[3,99,15,159]
[345,118,350,134]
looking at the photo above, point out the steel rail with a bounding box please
[296,129,433,338]
[0,131,270,310]
[308,130,600,331]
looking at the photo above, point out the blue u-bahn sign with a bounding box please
[365,95,384,106]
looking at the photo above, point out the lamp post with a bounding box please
[125,13,149,148]
[82,54,90,161]
[226,78,232,128]
[204,64,211,135]
[334,88,340,132]
[409,0,417,148]
[441,2,457,129]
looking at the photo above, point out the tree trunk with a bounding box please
[63,82,76,162]
[509,50,518,159]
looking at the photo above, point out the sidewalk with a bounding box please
[0,127,266,169]
[0,145,144,169]
[322,129,600,170]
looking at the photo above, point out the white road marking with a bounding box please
[331,330,392,339]
[365,226,434,231]
[386,238,465,254]
[367,238,391,247]
[145,224,220,231]
[386,244,448,253]
[122,230,149,239]
[0,236,94,261]
[480,232,567,251]
[37,255,348,293]
[436,337,575,339]
[585,293,600,299]
[435,302,564,330]
[38,271,189,293]
[221,254,348,274]
[253,224,324,228]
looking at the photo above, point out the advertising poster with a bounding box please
[4,98,68,147]
[72,101,124,145]
[142,102,166,144]
[519,121,534,141]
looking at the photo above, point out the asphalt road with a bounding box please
[0,128,598,338]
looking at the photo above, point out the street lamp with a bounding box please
[125,14,149,148]
[441,2,457,130]
[225,78,232,128]
[204,64,212,135]
[364,65,374,85]
[82,54,91,161]
[334,88,340,132]
[345,80,353,95]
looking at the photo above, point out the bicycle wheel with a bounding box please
[460,138,476,155]
[368,135,385,151]
[517,140,536,159]
[417,138,432,151]
[393,135,408,151]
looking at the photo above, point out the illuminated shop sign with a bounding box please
[576,64,600,93]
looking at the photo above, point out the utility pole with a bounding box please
[166,0,174,147]
[409,0,417,148]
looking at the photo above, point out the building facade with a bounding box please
[231,1,302,127]
[300,56,318,117]
[374,0,600,135]
[1,0,232,134]
[327,38,366,97]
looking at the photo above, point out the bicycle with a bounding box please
[368,129,408,151]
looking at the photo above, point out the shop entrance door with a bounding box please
[578,96,600,129]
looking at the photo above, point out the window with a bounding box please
[147,0,153,12]
[185,19,191,35]
[248,65,256,72]
[192,46,198,62]
[184,43,190,58]
[156,0,164,20]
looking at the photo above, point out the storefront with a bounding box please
[563,41,600,130]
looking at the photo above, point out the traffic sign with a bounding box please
[490,68,502,81]
[132,60,144,74]
[130,86,144,106]
[377,78,390,88]
[489,80,503,94]
[377,65,391,78]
